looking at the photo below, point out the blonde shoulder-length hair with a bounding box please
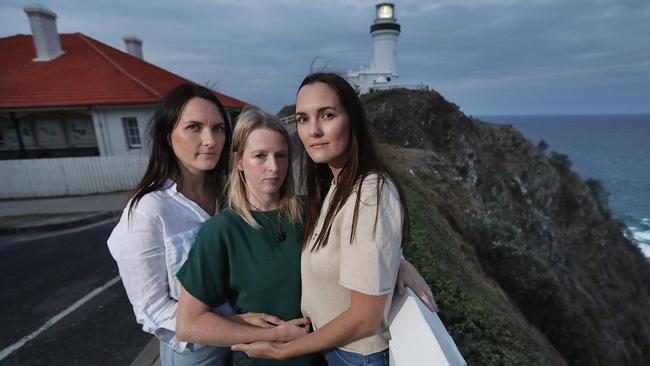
[226,108,302,228]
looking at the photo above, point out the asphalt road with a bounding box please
[0,222,151,365]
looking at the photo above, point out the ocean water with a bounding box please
[479,114,650,259]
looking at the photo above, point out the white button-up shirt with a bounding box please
[107,180,233,352]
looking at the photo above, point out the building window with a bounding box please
[35,119,66,147]
[122,117,142,148]
[67,118,97,146]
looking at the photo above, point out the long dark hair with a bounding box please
[298,72,409,251]
[127,82,232,219]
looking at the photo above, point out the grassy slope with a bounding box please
[383,145,566,365]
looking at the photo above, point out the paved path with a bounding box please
[0,191,130,216]
[0,191,129,235]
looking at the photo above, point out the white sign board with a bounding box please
[388,288,466,366]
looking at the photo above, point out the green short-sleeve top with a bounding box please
[177,208,313,366]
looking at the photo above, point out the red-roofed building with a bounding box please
[0,5,248,160]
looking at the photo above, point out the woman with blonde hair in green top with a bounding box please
[176,108,320,365]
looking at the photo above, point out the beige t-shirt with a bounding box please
[301,174,403,355]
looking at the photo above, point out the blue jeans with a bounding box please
[159,342,231,366]
[323,348,389,366]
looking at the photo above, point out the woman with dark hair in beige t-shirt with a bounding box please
[233,72,432,365]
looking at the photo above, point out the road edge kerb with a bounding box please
[0,211,120,235]
[130,337,160,366]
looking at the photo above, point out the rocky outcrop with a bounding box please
[361,89,650,365]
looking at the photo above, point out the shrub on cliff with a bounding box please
[549,151,572,174]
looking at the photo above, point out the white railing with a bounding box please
[369,83,430,92]
[279,115,295,126]
[389,288,466,365]
[280,115,297,133]
[0,155,148,199]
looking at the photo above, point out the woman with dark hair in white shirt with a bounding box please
[108,83,307,365]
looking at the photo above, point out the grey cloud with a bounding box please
[1,0,648,114]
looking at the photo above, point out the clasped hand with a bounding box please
[232,312,310,342]
[232,340,288,360]
[229,312,302,359]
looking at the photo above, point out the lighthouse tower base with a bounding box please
[347,69,399,94]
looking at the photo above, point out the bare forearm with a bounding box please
[279,309,378,358]
[177,313,277,346]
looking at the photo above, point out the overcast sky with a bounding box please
[2,0,649,115]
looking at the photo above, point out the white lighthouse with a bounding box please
[347,3,401,94]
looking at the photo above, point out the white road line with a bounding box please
[2,218,117,246]
[0,275,121,361]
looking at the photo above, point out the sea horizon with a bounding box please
[477,112,650,116]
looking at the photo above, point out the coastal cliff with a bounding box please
[361,89,650,365]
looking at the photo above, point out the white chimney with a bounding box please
[23,5,64,62]
[123,36,143,60]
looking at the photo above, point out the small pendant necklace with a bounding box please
[248,200,286,242]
